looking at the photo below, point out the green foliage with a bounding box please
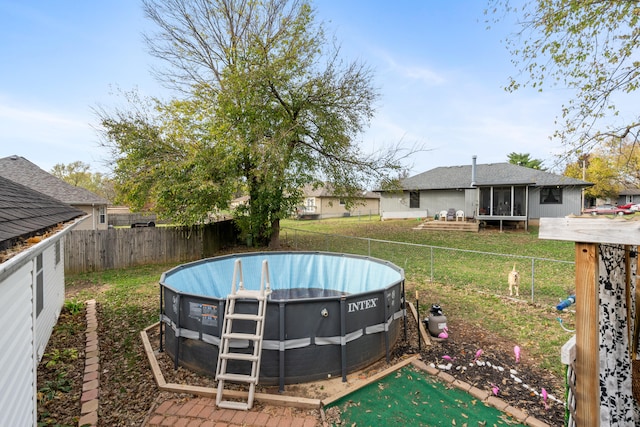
[44,348,79,368]
[564,152,621,200]
[50,161,114,202]
[488,1,640,155]
[38,372,73,403]
[507,152,545,170]
[63,298,84,316]
[98,0,409,247]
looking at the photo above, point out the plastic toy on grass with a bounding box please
[556,295,576,311]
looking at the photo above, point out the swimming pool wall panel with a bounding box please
[160,252,405,385]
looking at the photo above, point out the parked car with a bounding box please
[631,204,640,212]
[583,205,634,215]
[617,203,635,209]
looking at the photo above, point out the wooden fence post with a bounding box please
[574,242,599,427]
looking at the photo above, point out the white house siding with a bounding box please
[0,261,36,427]
[422,190,466,216]
[464,189,477,217]
[36,241,66,361]
[528,187,584,219]
[74,204,108,231]
[380,191,427,219]
[380,190,468,220]
[314,197,376,218]
[0,231,72,427]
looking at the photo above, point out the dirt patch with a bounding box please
[145,299,564,426]
[37,308,86,426]
[38,296,565,426]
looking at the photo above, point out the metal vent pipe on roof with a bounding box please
[471,155,477,186]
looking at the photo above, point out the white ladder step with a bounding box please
[217,373,257,383]
[223,332,261,341]
[225,313,262,321]
[219,352,259,362]
[217,400,251,411]
[228,289,267,299]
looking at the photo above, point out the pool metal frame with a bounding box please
[158,251,406,390]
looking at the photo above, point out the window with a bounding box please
[409,191,420,208]
[36,254,44,317]
[540,187,562,204]
[304,197,316,213]
[55,240,61,265]
[99,206,106,224]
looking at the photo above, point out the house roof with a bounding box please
[399,162,592,190]
[0,155,108,205]
[619,188,640,196]
[0,175,85,251]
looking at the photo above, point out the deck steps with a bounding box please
[413,220,479,232]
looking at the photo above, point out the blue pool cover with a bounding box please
[162,251,404,299]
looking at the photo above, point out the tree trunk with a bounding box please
[268,218,280,249]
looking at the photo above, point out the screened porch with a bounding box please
[476,185,529,230]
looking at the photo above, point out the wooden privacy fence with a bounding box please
[64,220,239,274]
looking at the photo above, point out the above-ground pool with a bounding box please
[159,251,405,387]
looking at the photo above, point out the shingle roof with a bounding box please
[0,155,108,205]
[619,188,640,196]
[400,162,591,190]
[0,175,85,251]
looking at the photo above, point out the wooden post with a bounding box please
[574,242,599,427]
[540,218,640,426]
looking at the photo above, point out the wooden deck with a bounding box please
[413,219,479,232]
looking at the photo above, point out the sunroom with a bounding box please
[476,185,529,228]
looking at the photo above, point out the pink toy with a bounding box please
[491,384,499,396]
[541,388,549,410]
[473,349,483,362]
[438,326,449,339]
[442,355,455,362]
[514,345,521,363]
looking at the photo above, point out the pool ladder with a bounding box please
[215,259,271,410]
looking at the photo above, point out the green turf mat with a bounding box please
[326,365,527,426]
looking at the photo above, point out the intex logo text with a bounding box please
[347,297,378,313]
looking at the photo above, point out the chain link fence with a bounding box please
[281,227,575,308]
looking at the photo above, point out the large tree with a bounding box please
[564,153,621,202]
[99,0,408,247]
[564,137,640,202]
[488,1,640,156]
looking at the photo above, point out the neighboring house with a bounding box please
[617,188,640,206]
[230,195,250,209]
[0,155,109,230]
[0,176,85,426]
[378,156,592,226]
[298,184,380,219]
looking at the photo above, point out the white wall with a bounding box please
[0,261,37,426]
[35,241,66,361]
[0,227,75,426]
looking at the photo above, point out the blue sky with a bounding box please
[0,1,569,177]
